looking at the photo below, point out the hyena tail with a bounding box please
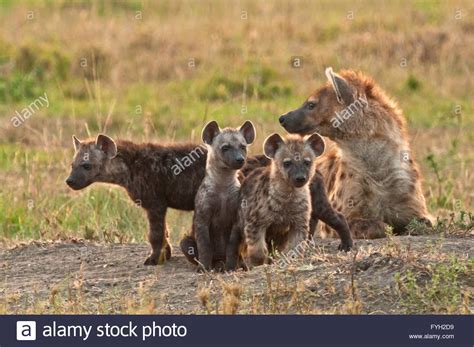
[180,235,199,265]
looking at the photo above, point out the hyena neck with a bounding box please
[99,157,131,188]
[205,160,239,188]
[98,143,141,189]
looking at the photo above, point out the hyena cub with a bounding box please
[227,133,351,270]
[66,134,207,265]
[180,120,256,271]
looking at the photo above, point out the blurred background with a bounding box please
[0,0,472,244]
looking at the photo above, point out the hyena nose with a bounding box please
[65,177,74,186]
[236,156,245,164]
[296,176,306,183]
[279,115,286,124]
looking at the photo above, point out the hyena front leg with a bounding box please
[144,206,171,265]
[226,222,243,271]
[194,213,213,271]
[310,176,353,251]
[244,222,269,268]
[286,216,309,252]
[309,214,319,239]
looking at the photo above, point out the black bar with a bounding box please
[1,315,472,347]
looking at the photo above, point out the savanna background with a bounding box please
[0,0,472,314]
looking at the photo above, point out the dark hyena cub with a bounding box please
[66,134,207,265]
[180,120,256,271]
[226,133,353,270]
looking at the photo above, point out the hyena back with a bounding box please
[279,68,432,239]
[181,120,256,271]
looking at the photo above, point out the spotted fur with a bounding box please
[66,134,207,265]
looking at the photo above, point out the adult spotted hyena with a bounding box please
[279,68,432,238]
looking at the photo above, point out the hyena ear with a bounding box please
[72,135,81,152]
[306,133,325,157]
[239,120,256,145]
[325,67,355,105]
[263,133,284,159]
[202,121,220,145]
[96,134,117,159]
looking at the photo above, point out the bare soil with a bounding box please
[1,235,472,314]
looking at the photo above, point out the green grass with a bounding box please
[0,77,472,244]
[395,257,472,314]
[0,0,472,244]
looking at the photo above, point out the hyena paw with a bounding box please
[196,257,213,272]
[225,259,238,272]
[338,239,353,252]
[196,264,213,273]
[143,255,159,266]
[164,243,172,260]
[240,261,249,271]
[226,257,248,272]
[144,247,170,266]
[212,260,226,273]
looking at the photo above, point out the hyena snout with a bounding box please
[65,176,83,190]
[288,165,311,188]
[230,153,245,169]
[65,172,92,190]
[235,154,245,165]
[279,110,310,134]
[225,150,246,169]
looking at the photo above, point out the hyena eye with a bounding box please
[283,160,292,168]
[221,145,230,152]
[240,145,246,151]
[307,102,316,110]
[82,163,92,170]
[303,159,312,167]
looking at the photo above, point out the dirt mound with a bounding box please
[1,235,472,314]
